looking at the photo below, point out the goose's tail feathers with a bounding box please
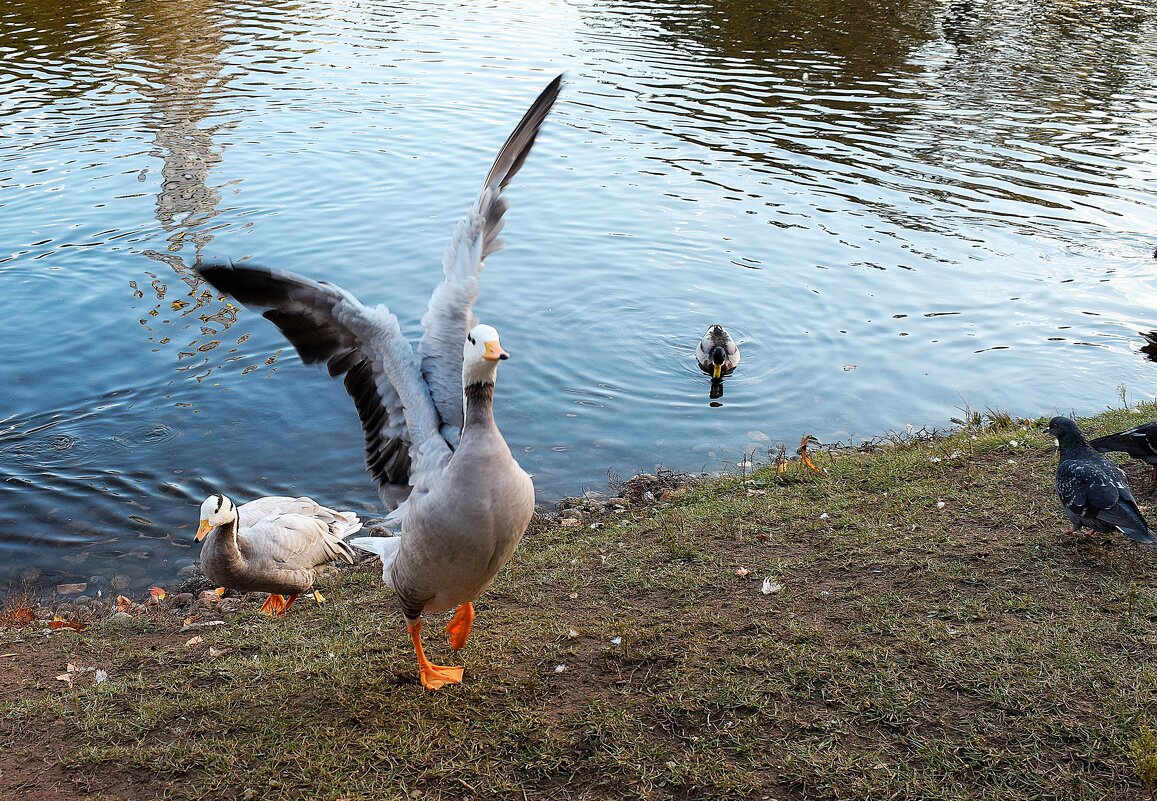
[350,536,403,587]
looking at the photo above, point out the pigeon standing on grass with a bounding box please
[1089,421,1157,486]
[1047,416,1156,544]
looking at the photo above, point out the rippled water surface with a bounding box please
[2,0,1155,594]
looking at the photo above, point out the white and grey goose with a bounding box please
[195,76,558,688]
[195,494,360,614]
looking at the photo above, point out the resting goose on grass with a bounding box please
[196,494,360,614]
[195,75,558,688]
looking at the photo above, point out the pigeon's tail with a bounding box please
[1089,432,1133,455]
[1100,500,1157,544]
[1089,427,1157,461]
[1122,523,1157,545]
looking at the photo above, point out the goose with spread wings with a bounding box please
[196,75,559,688]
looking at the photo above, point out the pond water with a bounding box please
[1,0,1155,595]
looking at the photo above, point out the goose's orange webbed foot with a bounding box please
[408,620,463,690]
[446,602,475,651]
[259,593,297,615]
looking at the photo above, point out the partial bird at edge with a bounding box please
[1088,420,1157,486]
[1047,416,1156,544]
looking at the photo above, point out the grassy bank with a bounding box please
[3,403,1157,801]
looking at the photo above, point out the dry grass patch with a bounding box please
[3,404,1157,800]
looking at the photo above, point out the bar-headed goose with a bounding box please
[195,494,360,614]
[196,75,558,688]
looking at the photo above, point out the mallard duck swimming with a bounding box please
[1089,421,1157,486]
[696,324,741,380]
[195,76,558,688]
[196,494,361,613]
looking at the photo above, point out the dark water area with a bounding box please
[1,0,1155,597]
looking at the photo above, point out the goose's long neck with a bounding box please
[463,381,496,432]
[207,518,244,567]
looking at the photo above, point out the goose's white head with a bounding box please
[196,494,238,541]
[462,323,508,385]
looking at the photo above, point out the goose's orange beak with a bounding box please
[195,519,212,541]
[483,340,509,361]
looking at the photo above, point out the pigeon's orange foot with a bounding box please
[408,619,463,691]
[446,602,476,651]
[259,593,297,615]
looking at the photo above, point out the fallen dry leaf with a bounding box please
[735,567,751,577]
[149,586,167,601]
[48,615,86,632]
[4,607,35,626]
[181,620,226,632]
[185,636,204,648]
[115,595,133,611]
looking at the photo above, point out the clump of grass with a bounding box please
[1133,724,1157,800]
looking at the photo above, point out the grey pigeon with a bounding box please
[1047,416,1156,544]
[1089,421,1157,486]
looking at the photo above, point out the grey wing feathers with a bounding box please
[245,513,358,570]
[197,262,448,510]
[418,75,563,442]
[1090,423,1157,463]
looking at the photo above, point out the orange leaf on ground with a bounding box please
[47,615,86,632]
[115,596,133,611]
[149,586,167,601]
[8,607,35,626]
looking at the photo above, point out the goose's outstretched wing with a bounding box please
[197,262,451,510]
[418,74,563,444]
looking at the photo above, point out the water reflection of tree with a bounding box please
[578,0,1157,238]
[624,0,942,79]
[116,1,243,380]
